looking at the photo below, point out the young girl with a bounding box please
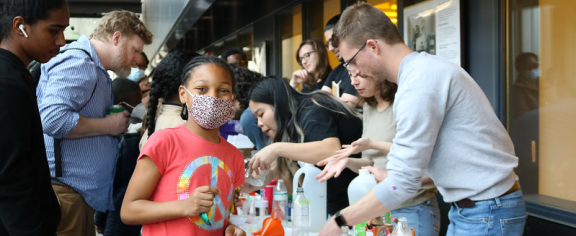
[315,74,440,236]
[121,56,246,236]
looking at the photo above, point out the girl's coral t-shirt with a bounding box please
[139,125,245,236]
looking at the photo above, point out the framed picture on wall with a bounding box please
[404,0,461,66]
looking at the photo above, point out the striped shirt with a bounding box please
[37,35,118,212]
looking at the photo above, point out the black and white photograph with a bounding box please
[406,12,436,54]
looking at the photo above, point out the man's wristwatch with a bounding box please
[334,210,348,227]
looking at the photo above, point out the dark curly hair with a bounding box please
[0,0,68,40]
[146,51,199,136]
[233,67,263,109]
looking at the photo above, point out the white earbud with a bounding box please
[19,24,29,38]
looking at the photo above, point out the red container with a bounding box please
[261,180,276,215]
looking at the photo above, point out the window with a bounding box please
[279,5,303,80]
[507,0,576,226]
[322,0,341,69]
[200,27,254,69]
[367,0,398,25]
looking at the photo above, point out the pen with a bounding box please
[119,101,134,109]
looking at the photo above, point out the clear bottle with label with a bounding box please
[391,217,414,236]
[272,179,288,221]
[291,187,309,236]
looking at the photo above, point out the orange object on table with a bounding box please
[251,217,284,236]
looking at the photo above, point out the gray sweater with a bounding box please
[374,52,519,210]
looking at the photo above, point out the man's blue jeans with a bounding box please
[447,189,526,236]
[391,196,441,236]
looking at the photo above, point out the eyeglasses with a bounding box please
[229,60,248,67]
[135,64,147,70]
[343,43,366,71]
[324,38,331,49]
[299,51,316,64]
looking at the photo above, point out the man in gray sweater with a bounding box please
[320,3,526,236]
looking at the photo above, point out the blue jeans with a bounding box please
[447,189,526,236]
[390,196,441,236]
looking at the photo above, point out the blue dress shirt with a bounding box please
[37,35,118,212]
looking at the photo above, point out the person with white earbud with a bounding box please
[0,0,70,235]
[19,24,29,38]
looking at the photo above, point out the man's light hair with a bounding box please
[91,10,153,44]
[332,2,403,49]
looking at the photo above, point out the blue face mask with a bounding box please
[521,69,539,81]
[128,68,145,81]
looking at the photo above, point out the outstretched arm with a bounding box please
[248,137,341,174]
[315,157,373,183]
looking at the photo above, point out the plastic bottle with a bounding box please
[287,195,292,222]
[347,169,377,236]
[391,217,413,236]
[337,226,353,236]
[347,169,377,205]
[272,179,288,221]
[291,187,310,236]
[292,163,327,232]
[255,200,268,217]
[262,180,276,215]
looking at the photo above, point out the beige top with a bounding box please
[362,104,437,209]
[139,103,186,149]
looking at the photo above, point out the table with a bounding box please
[230,214,320,235]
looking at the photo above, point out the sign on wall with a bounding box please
[404,0,461,66]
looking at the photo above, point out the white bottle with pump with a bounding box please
[347,169,377,205]
[292,163,327,232]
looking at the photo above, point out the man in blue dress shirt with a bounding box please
[36,10,153,236]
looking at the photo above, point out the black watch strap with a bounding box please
[334,210,348,227]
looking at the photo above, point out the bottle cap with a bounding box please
[255,200,268,208]
[359,169,371,175]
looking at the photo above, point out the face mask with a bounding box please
[184,87,235,130]
[127,68,145,82]
[521,69,539,81]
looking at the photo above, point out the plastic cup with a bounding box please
[244,150,268,187]
[245,169,268,187]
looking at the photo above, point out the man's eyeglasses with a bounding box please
[324,38,332,49]
[135,64,147,70]
[298,51,316,65]
[229,60,248,67]
[343,43,366,71]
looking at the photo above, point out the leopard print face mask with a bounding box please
[183,87,235,130]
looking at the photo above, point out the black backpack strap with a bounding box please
[54,48,96,177]
[54,138,63,177]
